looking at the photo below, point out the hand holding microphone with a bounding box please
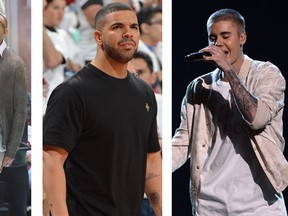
[185,41,219,62]
[185,43,232,77]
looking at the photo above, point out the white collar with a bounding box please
[0,40,7,57]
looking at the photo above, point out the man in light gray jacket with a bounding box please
[172,8,288,216]
[0,12,28,216]
[0,12,27,171]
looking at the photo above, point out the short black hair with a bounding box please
[94,2,135,30]
[133,51,154,73]
[137,6,162,34]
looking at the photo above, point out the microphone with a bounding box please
[184,51,212,62]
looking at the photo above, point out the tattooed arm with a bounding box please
[225,67,258,123]
[145,150,162,216]
[200,43,257,123]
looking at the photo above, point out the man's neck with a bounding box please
[91,58,128,79]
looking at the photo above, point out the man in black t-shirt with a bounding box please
[43,3,162,216]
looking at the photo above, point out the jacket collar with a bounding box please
[238,55,253,81]
[0,40,7,57]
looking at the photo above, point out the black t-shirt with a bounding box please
[43,64,160,216]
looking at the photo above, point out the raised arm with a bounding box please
[201,45,257,123]
[43,27,65,69]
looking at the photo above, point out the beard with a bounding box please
[103,40,137,63]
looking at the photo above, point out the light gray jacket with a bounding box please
[172,55,288,211]
[0,45,28,158]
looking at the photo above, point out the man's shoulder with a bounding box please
[62,64,100,90]
[4,47,23,60]
[130,72,153,89]
[2,48,25,68]
[64,66,88,84]
[250,58,282,79]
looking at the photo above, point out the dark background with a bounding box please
[172,1,288,215]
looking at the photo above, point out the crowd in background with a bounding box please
[43,0,162,110]
[43,0,162,215]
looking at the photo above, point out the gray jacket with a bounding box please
[0,46,28,158]
[172,55,288,212]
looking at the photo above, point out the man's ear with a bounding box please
[3,28,8,37]
[240,31,246,46]
[94,30,102,45]
[140,23,150,34]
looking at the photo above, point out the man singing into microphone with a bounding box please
[172,8,288,215]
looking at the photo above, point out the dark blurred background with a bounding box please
[172,1,288,215]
